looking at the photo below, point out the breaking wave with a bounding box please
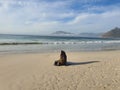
[0,40,120,45]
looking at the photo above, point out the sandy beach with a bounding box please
[0,50,120,90]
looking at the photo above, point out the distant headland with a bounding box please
[102,27,120,38]
[51,27,120,38]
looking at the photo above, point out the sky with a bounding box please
[0,0,120,35]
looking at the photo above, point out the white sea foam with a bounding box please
[0,40,120,45]
[45,40,120,45]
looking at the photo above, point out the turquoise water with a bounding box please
[0,34,120,54]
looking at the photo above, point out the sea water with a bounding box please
[0,34,120,54]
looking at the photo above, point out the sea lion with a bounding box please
[54,50,67,66]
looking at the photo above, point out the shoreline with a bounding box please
[0,49,120,56]
[0,50,120,90]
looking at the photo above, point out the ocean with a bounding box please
[0,34,120,54]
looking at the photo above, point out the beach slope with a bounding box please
[0,51,120,90]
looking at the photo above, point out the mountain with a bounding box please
[52,31,74,36]
[79,33,102,37]
[102,27,120,38]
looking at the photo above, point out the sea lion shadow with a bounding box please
[66,61,100,66]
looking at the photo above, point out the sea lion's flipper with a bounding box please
[54,60,60,66]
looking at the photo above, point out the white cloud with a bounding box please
[0,0,120,34]
[66,10,120,33]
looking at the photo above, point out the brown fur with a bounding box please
[54,50,67,66]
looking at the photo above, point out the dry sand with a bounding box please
[0,50,120,90]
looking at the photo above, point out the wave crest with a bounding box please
[0,40,120,45]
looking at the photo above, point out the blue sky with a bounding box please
[0,0,120,35]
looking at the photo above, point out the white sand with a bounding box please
[0,50,120,90]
